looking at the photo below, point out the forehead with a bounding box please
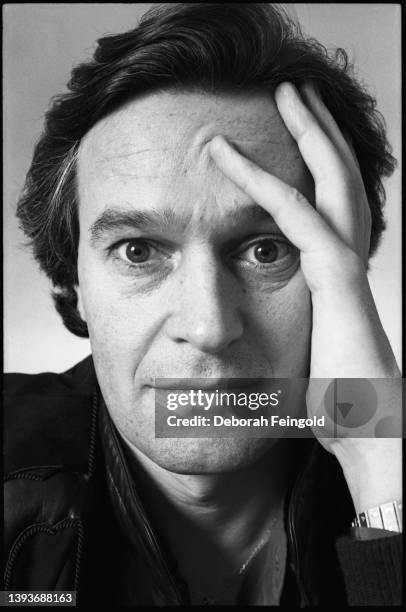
[79,89,300,176]
[77,89,308,225]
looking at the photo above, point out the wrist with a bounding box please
[332,438,402,513]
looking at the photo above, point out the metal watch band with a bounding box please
[351,500,402,532]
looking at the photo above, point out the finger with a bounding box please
[209,135,342,257]
[299,83,370,261]
[342,130,361,171]
[275,82,369,261]
[274,82,348,190]
[299,82,359,170]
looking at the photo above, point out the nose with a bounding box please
[165,249,244,354]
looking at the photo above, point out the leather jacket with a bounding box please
[2,356,374,606]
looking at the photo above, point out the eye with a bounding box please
[112,238,167,266]
[237,238,292,265]
[252,240,279,263]
[124,240,151,263]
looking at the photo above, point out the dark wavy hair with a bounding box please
[16,3,396,337]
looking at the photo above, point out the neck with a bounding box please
[122,439,296,575]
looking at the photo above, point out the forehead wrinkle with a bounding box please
[101,138,300,181]
[81,94,300,182]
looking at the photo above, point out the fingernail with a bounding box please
[274,83,302,118]
[209,135,232,158]
[274,82,302,112]
[275,81,299,100]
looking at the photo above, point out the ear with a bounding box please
[76,285,87,322]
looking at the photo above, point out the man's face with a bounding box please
[77,90,313,473]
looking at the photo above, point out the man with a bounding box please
[4,3,402,606]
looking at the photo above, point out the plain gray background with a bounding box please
[4,3,401,373]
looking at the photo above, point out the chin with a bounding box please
[137,437,278,475]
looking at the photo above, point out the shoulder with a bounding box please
[3,357,110,593]
[4,355,98,477]
[4,355,96,399]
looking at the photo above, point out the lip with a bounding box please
[150,378,266,391]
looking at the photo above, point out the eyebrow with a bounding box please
[88,205,276,245]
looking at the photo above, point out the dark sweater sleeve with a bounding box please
[336,533,402,605]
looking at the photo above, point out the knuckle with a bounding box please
[297,126,313,150]
[289,187,309,206]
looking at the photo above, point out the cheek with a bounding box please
[77,250,163,377]
[246,271,311,374]
[78,274,163,431]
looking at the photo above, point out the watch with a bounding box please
[351,500,402,532]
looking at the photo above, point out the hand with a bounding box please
[209,82,401,513]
